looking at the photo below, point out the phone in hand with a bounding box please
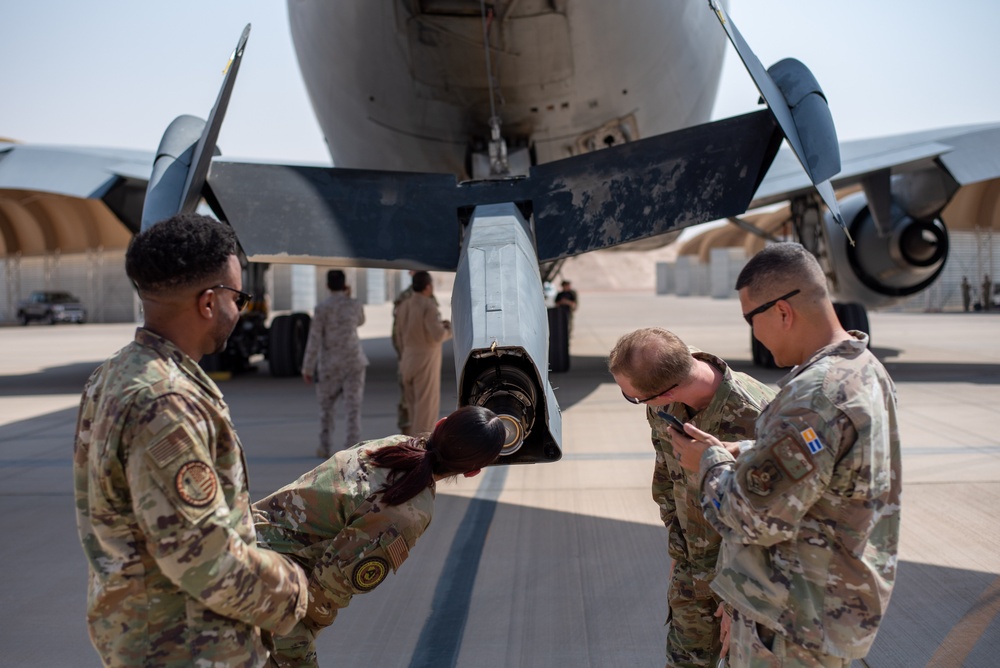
[661,412,686,433]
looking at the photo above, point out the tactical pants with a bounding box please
[728,611,850,668]
[316,367,366,453]
[665,558,721,667]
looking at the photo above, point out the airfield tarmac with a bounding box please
[1,291,997,667]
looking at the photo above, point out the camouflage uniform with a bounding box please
[650,351,774,667]
[253,436,435,667]
[73,328,308,668]
[302,291,368,456]
[698,333,900,664]
[391,286,415,432]
[394,292,452,434]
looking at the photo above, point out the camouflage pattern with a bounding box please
[394,292,452,434]
[253,436,435,667]
[650,351,774,667]
[699,333,900,660]
[729,611,850,667]
[392,286,415,431]
[301,291,368,455]
[73,328,308,668]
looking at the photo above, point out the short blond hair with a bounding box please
[608,328,692,396]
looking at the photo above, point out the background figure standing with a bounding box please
[254,406,506,667]
[391,270,418,433]
[74,214,308,667]
[961,276,972,312]
[555,279,578,335]
[608,328,774,667]
[394,271,452,434]
[302,269,368,458]
[983,273,993,311]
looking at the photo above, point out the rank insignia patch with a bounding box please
[353,557,389,591]
[746,460,783,496]
[175,460,218,507]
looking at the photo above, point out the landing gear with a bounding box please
[833,302,870,344]
[268,313,311,377]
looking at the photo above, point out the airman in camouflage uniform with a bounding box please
[253,436,434,667]
[674,243,901,667]
[253,405,507,668]
[610,330,774,667]
[302,270,368,458]
[74,214,309,668]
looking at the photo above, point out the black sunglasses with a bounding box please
[621,381,679,405]
[742,289,800,326]
[207,284,253,311]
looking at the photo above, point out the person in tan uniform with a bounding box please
[393,271,452,434]
[254,405,507,667]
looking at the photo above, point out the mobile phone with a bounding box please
[660,412,686,433]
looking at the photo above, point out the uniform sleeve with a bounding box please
[127,394,308,635]
[423,301,452,344]
[698,400,847,547]
[301,306,324,376]
[304,502,430,628]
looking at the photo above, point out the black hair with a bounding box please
[411,271,432,293]
[126,213,238,294]
[366,406,506,505]
[327,270,346,291]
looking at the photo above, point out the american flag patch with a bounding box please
[800,427,824,454]
[385,535,410,571]
[148,430,194,467]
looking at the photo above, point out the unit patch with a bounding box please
[746,460,783,496]
[174,460,218,507]
[353,557,389,591]
[772,435,816,481]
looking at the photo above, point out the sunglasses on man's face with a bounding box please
[207,284,253,311]
[621,381,679,405]
[742,289,800,327]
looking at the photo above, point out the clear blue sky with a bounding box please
[3,1,999,165]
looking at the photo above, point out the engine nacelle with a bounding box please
[824,191,948,308]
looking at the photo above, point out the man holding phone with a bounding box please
[608,328,774,667]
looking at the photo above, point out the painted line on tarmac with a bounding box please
[408,465,508,668]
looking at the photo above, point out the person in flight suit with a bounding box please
[253,405,507,667]
[608,328,774,667]
[73,213,309,668]
[391,270,418,432]
[301,269,368,458]
[673,242,901,667]
[393,270,452,435]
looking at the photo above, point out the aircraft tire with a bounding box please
[268,314,311,377]
[548,305,570,373]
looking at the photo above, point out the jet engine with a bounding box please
[824,190,949,309]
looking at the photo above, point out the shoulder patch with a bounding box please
[799,427,824,454]
[353,557,389,591]
[746,460,783,496]
[384,535,410,571]
[772,435,816,481]
[174,460,219,507]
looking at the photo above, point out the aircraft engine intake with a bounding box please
[824,191,949,308]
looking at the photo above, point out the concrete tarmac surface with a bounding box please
[1,291,998,667]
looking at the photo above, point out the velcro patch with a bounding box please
[148,428,196,468]
[353,557,389,592]
[174,460,218,507]
[384,535,410,571]
[772,435,815,481]
[746,460,783,496]
[800,427,824,454]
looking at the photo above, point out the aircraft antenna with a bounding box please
[480,2,509,175]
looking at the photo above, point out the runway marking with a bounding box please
[409,466,509,668]
[924,573,1000,668]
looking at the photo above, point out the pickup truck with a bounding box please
[17,290,87,325]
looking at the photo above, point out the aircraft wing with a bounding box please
[0,141,153,233]
[750,123,1000,209]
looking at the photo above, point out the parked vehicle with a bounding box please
[16,290,87,325]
